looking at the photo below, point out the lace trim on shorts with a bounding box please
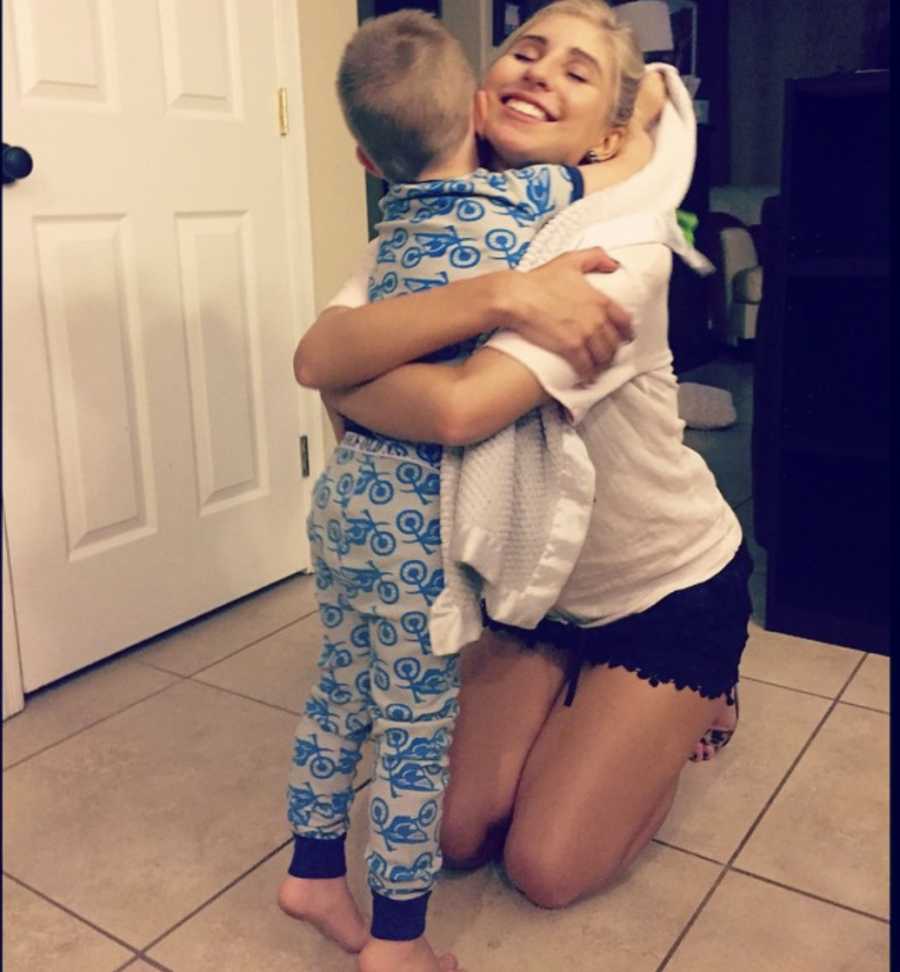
[482,543,753,707]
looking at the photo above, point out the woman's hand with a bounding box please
[498,247,635,380]
[295,249,632,391]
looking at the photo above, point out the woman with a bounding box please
[298,0,749,915]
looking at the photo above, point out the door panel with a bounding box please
[34,215,157,558]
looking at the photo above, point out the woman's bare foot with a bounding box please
[691,690,739,763]
[358,935,462,972]
[277,874,369,953]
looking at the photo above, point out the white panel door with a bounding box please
[2,0,321,690]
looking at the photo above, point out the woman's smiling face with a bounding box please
[481,13,617,168]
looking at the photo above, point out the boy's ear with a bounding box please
[589,128,625,162]
[355,145,383,178]
[473,89,489,136]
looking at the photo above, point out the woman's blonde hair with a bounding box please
[496,0,644,130]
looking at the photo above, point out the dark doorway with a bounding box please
[358,0,441,18]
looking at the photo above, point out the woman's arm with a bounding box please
[327,246,665,445]
[294,247,631,390]
[323,402,346,441]
[325,349,550,446]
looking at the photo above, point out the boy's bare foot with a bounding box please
[278,874,369,954]
[358,935,463,972]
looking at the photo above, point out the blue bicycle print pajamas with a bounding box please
[287,164,583,941]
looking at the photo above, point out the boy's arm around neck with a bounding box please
[578,66,665,197]
[578,128,654,196]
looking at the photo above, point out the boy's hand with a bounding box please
[501,247,634,380]
[633,69,668,130]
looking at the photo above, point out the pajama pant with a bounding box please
[287,431,459,940]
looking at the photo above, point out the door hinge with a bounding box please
[299,434,310,477]
[277,87,289,136]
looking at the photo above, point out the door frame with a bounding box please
[275,0,327,494]
[2,510,25,720]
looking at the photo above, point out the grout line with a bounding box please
[131,610,318,680]
[185,679,304,719]
[833,654,877,705]
[649,839,726,868]
[2,871,143,958]
[654,649,871,971]
[192,610,320,678]
[832,698,890,716]
[2,580,320,770]
[727,867,891,924]
[738,674,838,701]
[138,838,294,956]
[113,955,175,972]
[736,674,887,711]
[2,681,187,773]
[2,606,321,771]
[135,573,314,650]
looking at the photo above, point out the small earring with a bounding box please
[585,148,602,163]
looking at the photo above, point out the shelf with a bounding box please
[755,72,891,657]
[763,451,890,653]
[794,71,888,97]
[784,256,889,277]
[783,74,888,268]
[766,595,889,655]
[779,437,888,463]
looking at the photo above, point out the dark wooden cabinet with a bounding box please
[752,71,890,654]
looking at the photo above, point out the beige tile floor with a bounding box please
[2,356,890,971]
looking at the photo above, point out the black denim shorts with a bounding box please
[483,542,755,707]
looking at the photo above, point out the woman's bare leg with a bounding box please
[440,630,567,868]
[502,663,723,908]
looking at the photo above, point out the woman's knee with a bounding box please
[440,766,516,868]
[439,819,488,870]
[503,834,623,910]
[440,807,509,870]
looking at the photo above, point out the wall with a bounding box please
[295,1,368,449]
[728,0,886,186]
[296,1,368,311]
[442,0,497,79]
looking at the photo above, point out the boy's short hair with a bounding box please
[336,10,477,183]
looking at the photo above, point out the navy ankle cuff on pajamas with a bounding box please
[371,890,431,941]
[287,833,347,879]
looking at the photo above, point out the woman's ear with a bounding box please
[355,145,383,178]
[474,89,489,136]
[588,128,625,162]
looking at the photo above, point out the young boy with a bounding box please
[280,11,663,972]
